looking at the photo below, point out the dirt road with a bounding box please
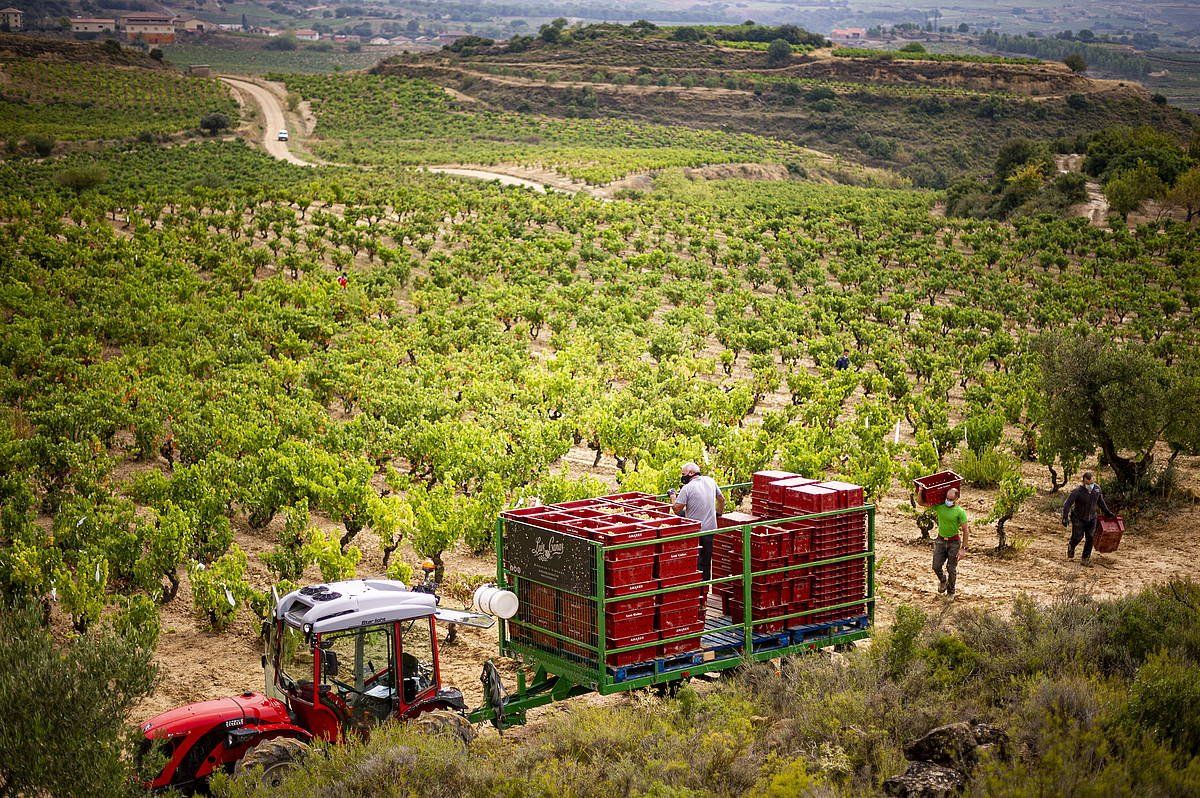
[221,76,313,167]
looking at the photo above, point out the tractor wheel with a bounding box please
[413,710,477,745]
[233,736,309,788]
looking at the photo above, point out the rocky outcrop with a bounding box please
[883,721,1009,797]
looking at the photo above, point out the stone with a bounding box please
[882,761,967,798]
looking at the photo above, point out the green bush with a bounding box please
[0,602,157,797]
[1127,649,1200,756]
[955,446,1018,487]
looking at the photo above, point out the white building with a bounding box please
[71,17,117,33]
[0,7,23,30]
[293,28,319,41]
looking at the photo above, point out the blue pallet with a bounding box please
[789,615,870,644]
[702,617,794,657]
[608,660,657,682]
[656,651,703,674]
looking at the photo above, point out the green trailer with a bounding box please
[469,483,876,729]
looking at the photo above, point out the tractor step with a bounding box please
[789,615,870,644]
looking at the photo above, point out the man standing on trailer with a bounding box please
[1061,470,1113,567]
[670,461,725,580]
[932,487,969,599]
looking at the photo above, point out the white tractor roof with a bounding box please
[276,579,436,634]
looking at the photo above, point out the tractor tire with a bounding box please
[233,736,309,788]
[413,710,477,745]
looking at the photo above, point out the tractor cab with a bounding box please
[139,578,493,793]
[266,579,469,739]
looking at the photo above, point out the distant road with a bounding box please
[220,76,312,166]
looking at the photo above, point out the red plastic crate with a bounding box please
[784,484,839,512]
[818,480,865,508]
[718,511,760,528]
[601,491,657,503]
[659,538,700,556]
[660,636,703,657]
[657,551,701,579]
[615,497,674,512]
[556,498,613,512]
[606,633,660,667]
[768,476,819,505]
[605,606,656,638]
[607,594,654,614]
[658,599,704,628]
[605,578,658,598]
[914,470,963,507]
[606,554,655,588]
[752,470,798,492]
[1096,516,1125,553]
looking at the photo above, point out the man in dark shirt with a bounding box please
[1061,470,1114,567]
[835,350,851,370]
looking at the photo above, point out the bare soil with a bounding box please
[135,447,1200,725]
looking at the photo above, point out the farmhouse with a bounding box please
[0,7,23,30]
[71,17,116,33]
[293,28,319,41]
[118,12,176,44]
[175,15,207,33]
[831,27,867,41]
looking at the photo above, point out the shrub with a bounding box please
[955,447,1018,487]
[0,602,157,797]
[200,112,232,135]
[26,134,55,157]
[1063,53,1087,72]
[767,38,792,67]
[1127,649,1200,756]
[265,34,298,51]
[54,165,109,195]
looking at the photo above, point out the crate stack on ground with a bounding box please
[715,471,870,632]
[501,492,706,672]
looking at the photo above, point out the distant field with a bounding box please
[1144,50,1200,112]
[0,60,236,141]
[161,43,415,75]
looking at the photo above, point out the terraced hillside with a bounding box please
[378,26,1197,187]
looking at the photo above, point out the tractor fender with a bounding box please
[142,692,307,792]
[404,687,468,718]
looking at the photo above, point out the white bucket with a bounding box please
[472,585,519,619]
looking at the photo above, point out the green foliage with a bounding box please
[955,447,1018,488]
[1127,648,1200,756]
[1038,333,1200,487]
[0,60,236,141]
[0,601,158,798]
[200,111,232,135]
[883,603,927,678]
[302,528,361,582]
[766,38,792,67]
[1063,53,1087,73]
[188,543,252,629]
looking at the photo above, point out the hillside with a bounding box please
[0,24,1198,798]
[377,30,1197,187]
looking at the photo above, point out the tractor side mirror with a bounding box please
[320,649,340,677]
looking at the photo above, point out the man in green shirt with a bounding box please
[932,487,970,599]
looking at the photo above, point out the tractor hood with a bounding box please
[140,692,290,739]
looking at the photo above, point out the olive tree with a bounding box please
[1038,333,1199,488]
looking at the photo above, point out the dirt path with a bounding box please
[1056,153,1109,225]
[220,76,315,167]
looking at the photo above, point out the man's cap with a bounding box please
[680,461,701,475]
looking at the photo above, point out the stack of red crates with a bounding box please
[716,472,869,631]
[502,492,706,669]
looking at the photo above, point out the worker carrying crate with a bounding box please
[1061,470,1120,566]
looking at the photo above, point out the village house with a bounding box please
[293,28,319,41]
[0,7,23,30]
[174,15,207,34]
[71,16,116,33]
[118,12,176,44]
[830,27,867,42]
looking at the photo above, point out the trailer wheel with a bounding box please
[233,736,309,788]
[414,710,476,745]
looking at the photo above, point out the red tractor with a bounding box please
[139,578,490,792]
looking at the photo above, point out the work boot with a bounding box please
[1067,544,1076,560]
[1081,557,1093,568]
[937,576,947,594]
[945,591,956,601]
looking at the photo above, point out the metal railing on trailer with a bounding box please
[469,482,876,728]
